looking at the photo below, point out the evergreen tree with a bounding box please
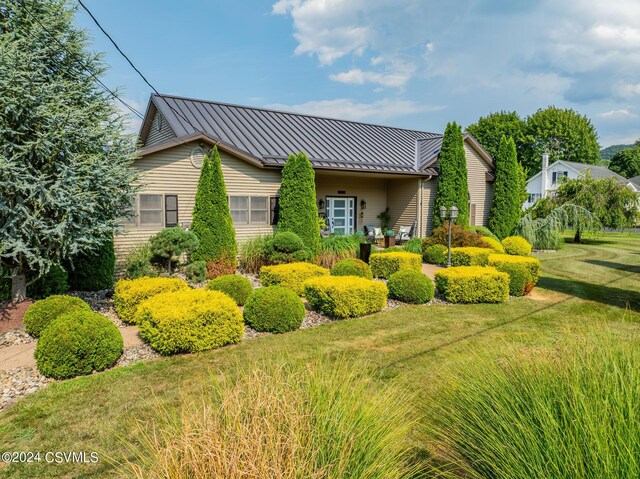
[277,152,320,251]
[433,122,469,228]
[65,238,116,291]
[0,0,138,301]
[488,136,521,239]
[191,146,237,264]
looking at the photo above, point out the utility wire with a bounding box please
[17,0,144,119]
[76,0,203,134]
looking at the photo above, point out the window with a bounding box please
[528,193,542,203]
[270,196,279,225]
[165,195,178,227]
[552,171,568,184]
[139,194,163,226]
[229,196,271,225]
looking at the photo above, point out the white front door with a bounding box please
[326,197,355,235]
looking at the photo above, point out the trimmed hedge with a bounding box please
[303,276,388,318]
[450,247,492,266]
[435,266,509,303]
[66,238,115,291]
[423,244,447,265]
[488,253,541,285]
[208,274,253,306]
[113,277,189,324]
[243,286,305,333]
[331,258,373,279]
[136,289,243,355]
[495,262,531,296]
[502,236,532,256]
[259,262,329,295]
[23,295,92,338]
[370,252,422,279]
[388,270,434,304]
[479,236,505,253]
[271,231,305,253]
[35,310,123,379]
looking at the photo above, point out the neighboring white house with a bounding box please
[523,154,640,209]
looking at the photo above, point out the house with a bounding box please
[523,154,640,209]
[115,93,496,259]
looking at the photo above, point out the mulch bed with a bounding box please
[0,300,32,334]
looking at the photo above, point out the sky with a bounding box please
[73,0,640,147]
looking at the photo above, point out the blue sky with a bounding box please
[74,0,640,147]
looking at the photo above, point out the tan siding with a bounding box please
[421,179,437,236]
[465,142,493,227]
[387,178,418,231]
[145,111,176,147]
[315,174,387,232]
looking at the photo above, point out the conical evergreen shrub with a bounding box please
[488,136,522,239]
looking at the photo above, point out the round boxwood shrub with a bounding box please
[423,244,447,265]
[208,274,253,305]
[388,270,434,304]
[23,295,92,338]
[271,231,305,253]
[331,258,373,279]
[35,310,123,379]
[244,286,305,333]
[113,277,189,323]
[502,236,532,256]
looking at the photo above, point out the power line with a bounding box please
[76,0,203,134]
[16,0,144,119]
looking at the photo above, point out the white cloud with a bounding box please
[599,109,638,120]
[265,98,443,122]
[329,57,417,88]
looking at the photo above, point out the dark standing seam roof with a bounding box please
[150,93,443,175]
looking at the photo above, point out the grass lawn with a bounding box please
[1,233,639,478]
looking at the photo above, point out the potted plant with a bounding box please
[384,230,396,248]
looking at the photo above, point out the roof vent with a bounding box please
[190,147,205,168]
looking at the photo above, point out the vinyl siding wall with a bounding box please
[465,143,493,226]
[387,178,419,231]
[420,179,438,236]
[145,111,176,147]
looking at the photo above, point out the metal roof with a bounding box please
[148,93,445,175]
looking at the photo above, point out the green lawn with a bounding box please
[1,233,639,478]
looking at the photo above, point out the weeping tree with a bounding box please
[0,0,139,301]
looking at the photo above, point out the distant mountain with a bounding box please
[600,144,634,161]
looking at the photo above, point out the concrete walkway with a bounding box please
[0,326,143,371]
[421,262,443,280]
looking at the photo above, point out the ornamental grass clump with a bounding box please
[435,266,509,303]
[259,262,329,295]
[243,286,305,333]
[23,294,92,337]
[208,274,253,306]
[370,252,422,279]
[331,258,373,279]
[428,336,640,479]
[303,276,388,318]
[315,234,360,268]
[119,360,419,479]
[136,289,243,355]
[113,277,189,323]
[388,270,434,304]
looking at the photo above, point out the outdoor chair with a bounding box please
[364,225,384,242]
[395,221,416,244]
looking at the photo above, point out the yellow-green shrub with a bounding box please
[434,266,509,303]
[259,262,329,295]
[479,236,505,253]
[450,247,492,266]
[113,277,189,323]
[369,252,422,279]
[136,289,243,355]
[303,276,388,318]
[502,236,532,256]
[488,253,541,285]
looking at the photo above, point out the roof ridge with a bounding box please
[153,93,440,136]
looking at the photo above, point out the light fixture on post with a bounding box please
[439,205,459,267]
[360,199,366,210]
[318,199,325,210]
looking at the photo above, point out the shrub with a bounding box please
[435,266,509,303]
[259,262,329,295]
[388,270,434,304]
[136,289,243,355]
[124,243,157,279]
[182,260,207,283]
[331,258,373,279]
[277,152,320,251]
[113,277,189,323]
[369,252,422,279]
[35,310,123,379]
[149,227,199,274]
[243,286,305,333]
[122,360,418,479]
[450,247,492,266]
[428,337,640,479]
[0,265,9,302]
[403,237,423,254]
[423,223,484,248]
[471,225,499,241]
[23,294,92,337]
[238,235,271,274]
[27,264,68,299]
[488,253,541,285]
[488,136,522,239]
[205,253,237,279]
[66,238,115,291]
[315,234,360,268]
[191,146,237,265]
[478,236,505,252]
[494,262,531,296]
[303,276,388,318]
[423,244,447,265]
[381,246,405,253]
[208,274,253,306]
[271,231,305,253]
[502,235,532,256]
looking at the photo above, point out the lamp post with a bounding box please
[439,205,459,267]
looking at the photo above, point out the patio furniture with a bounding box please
[395,221,416,244]
[364,225,384,242]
